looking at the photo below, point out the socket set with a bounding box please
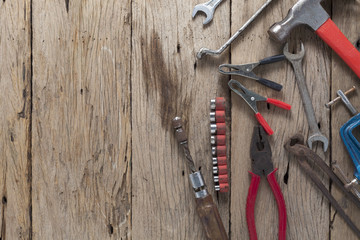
[210,98,229,192]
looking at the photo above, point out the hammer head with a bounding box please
[268,0,329,43]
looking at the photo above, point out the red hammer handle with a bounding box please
[316,18,360,78]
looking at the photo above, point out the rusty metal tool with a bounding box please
[283,42,329,152]
[192,0,223,25]
[196,0,273,59]
[326,87,360,191]
[228,79,291,135]
[219,54,285,91]
[247,126,287,240]
[268,0,360,78]
[173,117,228,240]
[284,134,360,238]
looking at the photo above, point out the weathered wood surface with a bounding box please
[0,1,32,239]
[32,0,131,239]
[0,0,360,239]
[331,1,360,240]
[131,0,230,239]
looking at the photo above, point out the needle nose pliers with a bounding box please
[228,79,291,135]
[247,126,287,240]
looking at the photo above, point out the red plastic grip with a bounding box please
[316,18,360,78]
[266,98,291,110]
[216,123,226,135]
[255,113,273,135]
[215,97,226,110]
[215,135,226,146]
[246,172,261,240]
[267,169,287,240]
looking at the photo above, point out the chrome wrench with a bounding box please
[283,42,329,152]
[192,0,223,25]
[196,0,273,59]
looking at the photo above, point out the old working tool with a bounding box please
[219,54,285,91]
[192,0,223,25]
[210,98,229,192]
[247,126,287,240]
[268,0,360,78]
[284,135,360,238]
[283,42,329,152]
[228,79,291,135]
[326,87,360,190]
[196,0,273,59]
[173,117,228,240]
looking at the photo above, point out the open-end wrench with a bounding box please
[283,42,329,152]
[192,0,223,25]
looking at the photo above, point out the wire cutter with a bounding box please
[247,126,287,240]
[228,79,291,135]
[219,54,285,91]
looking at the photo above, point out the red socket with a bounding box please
[216,146,226,157]
[216,123,226,135]
[216,97,226,110]
[218,174,228,183]
[215,111,225,123]
[218,165,228,175]
[215,135,226,146]
[219,183,229,193]
[217,156,227,166]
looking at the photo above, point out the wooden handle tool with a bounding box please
[173,117,228,240]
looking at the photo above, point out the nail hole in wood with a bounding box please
[2,196,7,204]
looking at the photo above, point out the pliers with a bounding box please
[219,54,285,91]
[228,79,291,135]
[247,126,287,240]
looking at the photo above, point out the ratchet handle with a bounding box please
[258,78,283,91]
[267,169,287,240]
[266,98,292,110]
[195,194,229,240]
[259,54,286,65]
[255,113,273,135]
[316,18,360,78]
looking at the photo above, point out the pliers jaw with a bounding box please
[228,80,266,114]
[250,126,274,176]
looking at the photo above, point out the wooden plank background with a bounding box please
[0,0,359,239]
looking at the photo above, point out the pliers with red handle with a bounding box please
[228,79,291,135]
[247,126,287,240]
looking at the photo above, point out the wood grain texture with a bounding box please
[331,0,360,239]
[32,0,131,239]
[0,1,32,239]
[230,0,331,239]
[131,0,230,239]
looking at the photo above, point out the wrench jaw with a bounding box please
[283,42,305,60]
[192,6,214,25]
[307,133,329,152]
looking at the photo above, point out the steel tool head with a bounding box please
[283,42,305,61]
[250,126,273,176]
[228,80,266,113]
[307,132,329,152]
[268,0,329,43]
[192,4,214,25]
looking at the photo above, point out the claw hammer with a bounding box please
[268,0,360,78]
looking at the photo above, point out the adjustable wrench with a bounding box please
[283,42,329,152]
[192,0,223,25]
